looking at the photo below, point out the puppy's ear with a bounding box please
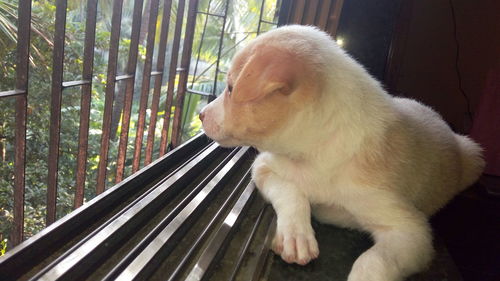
[232,46,298,103]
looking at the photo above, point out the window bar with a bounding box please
[196,10,225,18]
[61,80,91,88]
[0,89,26,99]
[190,33,250,85]
[186,88,212,97]
[96,0,125,194]
[115,0,145,183]
[46,0,68,226]
[171,0,200,148]
[257,0,266,34]
[131,0,161,173]
[277,0,293,26]
[209,0,230,103]
[114,74,135,81]
[315,0,332,29]
[326,0,344,37]
[180,0,214,135]
[191,0,213,90]
[150,71,163,76]
[272,0,281,23]
[260,19,276,25]
[159,0,188,155]
[11,0,32,246]
[303,0,319,25]
[73,0,99,209]
[144,0,174,166]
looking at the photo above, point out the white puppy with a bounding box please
[199,25,484,281]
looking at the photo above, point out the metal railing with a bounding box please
[0,0,344,248]
[1,0,204,247]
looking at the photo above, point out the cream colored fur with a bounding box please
[200,25,484,281]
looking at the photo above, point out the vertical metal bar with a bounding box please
[326,0,344,37]
[277,0,293,26]
[12,98,27,245]
[131,0,161,173]
[316,0,332,29]
[96,0,125,194]
[180,0,213,133]
[188,33,249,86]
[190,0,213,88]
[303,0,318,25]
[11,0,32,246]
[209,0,230,101]
[74,0,99,209]
[144,0,173,165]
[159,0,187,155]
[171,0,199,147]
[257,0,266,34]
[115,0,145,182]
[46,0,68,226]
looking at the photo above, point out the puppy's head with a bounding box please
[200,38,320,150]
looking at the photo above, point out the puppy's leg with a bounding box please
[312,204,360,229]
[255,174,319,265]
[344,190,434,281]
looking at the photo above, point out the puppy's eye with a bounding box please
[227,85,233,94]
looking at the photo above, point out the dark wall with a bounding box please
[387,0,500,134]
[336,0,500,136]
[336,0,401,81]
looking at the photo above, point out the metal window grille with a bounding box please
[0,0,344,248]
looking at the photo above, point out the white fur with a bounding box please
[200,25,485,281]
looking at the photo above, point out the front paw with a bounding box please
[272,224,319,265]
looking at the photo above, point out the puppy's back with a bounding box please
[391,97,484,214]
[455,134,484,188]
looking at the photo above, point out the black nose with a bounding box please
[199,110,205,122]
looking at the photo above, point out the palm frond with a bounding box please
[0,0,54,66]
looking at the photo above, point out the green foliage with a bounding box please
[0,0,279,252]
[0,238,7,256]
